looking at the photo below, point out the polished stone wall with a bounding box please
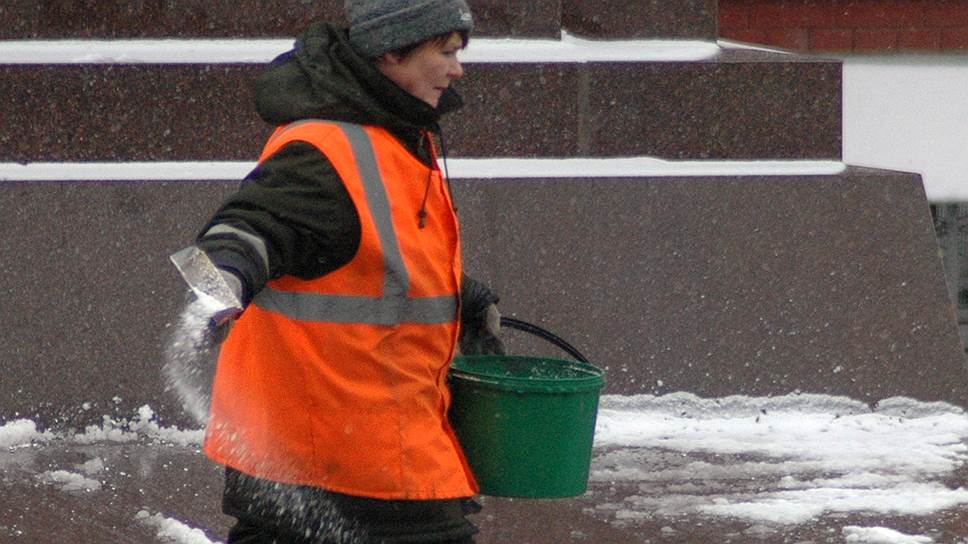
[456,169,966,403]
[0,53,841,162]
[0,0,963,427]
[1,0,716,39]
[0,0,557,39]
[563,0,716,39]
[1,168,963,431]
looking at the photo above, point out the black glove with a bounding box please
[459,276,505,356]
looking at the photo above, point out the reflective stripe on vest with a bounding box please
[252,121,457,325]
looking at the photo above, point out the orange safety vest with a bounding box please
[203,120,478,500]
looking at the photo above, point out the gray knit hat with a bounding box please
[346,0,474,58]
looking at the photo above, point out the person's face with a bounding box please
[378,32,465,108]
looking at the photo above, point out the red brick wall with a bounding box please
[719,0,968,52]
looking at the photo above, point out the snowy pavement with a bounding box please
[4,393,968,543]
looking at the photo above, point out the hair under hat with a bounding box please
[346,0,474,58]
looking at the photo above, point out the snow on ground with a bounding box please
[843,526,934,544]
[592,393,968,528]
[2,407,212,543]
[0,405,203,448]
[136,511,218,544]
[37,469,103,492]
[5,392,968,542]
[0,419,53,448]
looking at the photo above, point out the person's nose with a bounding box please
[449,58,464,80]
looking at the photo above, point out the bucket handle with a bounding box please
[499,317,590,363]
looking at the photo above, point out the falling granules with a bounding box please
[162,296,224,426]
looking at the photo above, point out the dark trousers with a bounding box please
[222,468,479,544]
[227,517,475,543]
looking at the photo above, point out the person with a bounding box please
[173,1,505,542]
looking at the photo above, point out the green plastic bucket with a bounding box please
[447,354,606,498]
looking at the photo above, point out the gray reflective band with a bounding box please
[253,121,457,325]
[256,291,458,325]
[338,122,410,300]
[203,224,270,278]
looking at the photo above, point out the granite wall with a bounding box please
[0,0,716,39]
[0,1,965,433]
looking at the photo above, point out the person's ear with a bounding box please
[377,51,403,67]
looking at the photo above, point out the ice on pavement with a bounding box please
[137,511,218,544]
[592,392,968,526]
[38,469,103,492]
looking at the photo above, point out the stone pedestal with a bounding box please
[2,4,960,421]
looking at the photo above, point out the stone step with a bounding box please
[0,0,560,39]
[447,48,841,160]
[457,167,963,404]
[0,48,841,162]
[1,0,714,40]
[1,168,960,428]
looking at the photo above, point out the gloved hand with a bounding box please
[170,245,245,326]
[459,276,506,356]
[218,269,244,310]
[207,269,243,344]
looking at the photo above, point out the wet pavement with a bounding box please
[4,440,968,544]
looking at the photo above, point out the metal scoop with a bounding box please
[170,245,243,325]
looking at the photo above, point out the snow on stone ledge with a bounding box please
[0,158,847,183]
[0,31,718,65]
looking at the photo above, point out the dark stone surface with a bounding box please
[0,65,269,162]
[577,51,842,159]
[1,169,964,432]
[0,0,337,39]
[1,443,229,543]
[0,50,841,161]
[468,0,562,39]
[0,0,559,39]
[0,181,237,429]
[562,0,717,40]
[443,62,581,158]
[454,168,967,405]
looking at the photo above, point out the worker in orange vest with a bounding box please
[173,1,503,542]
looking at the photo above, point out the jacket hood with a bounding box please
[252,21,463,132]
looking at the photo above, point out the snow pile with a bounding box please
[37,455,107,494]
[0,419,54,448]
[1,405,202,450]
[843,526,933,544]
[38,470,102,492]
[136,511,219,544]
[592,392,968,525]
[72,405,203,446]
